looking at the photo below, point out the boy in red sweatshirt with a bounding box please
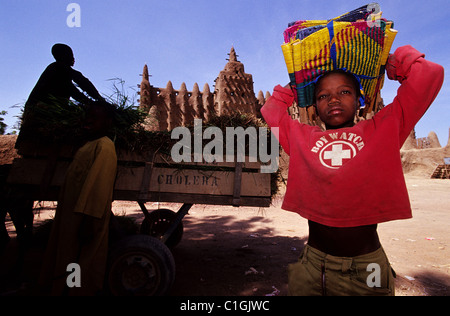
[261,45,444,295]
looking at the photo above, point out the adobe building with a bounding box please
[138,47,266,131]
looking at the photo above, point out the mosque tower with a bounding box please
[213,46,257,116]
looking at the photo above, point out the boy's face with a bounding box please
[314,73,359,130]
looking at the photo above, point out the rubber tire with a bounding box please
[106,234,175,296]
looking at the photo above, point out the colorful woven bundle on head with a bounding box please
[282,3,397,112]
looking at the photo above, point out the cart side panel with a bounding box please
[114,166,271,197]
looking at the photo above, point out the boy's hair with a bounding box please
[51,43,74,62]
[313,69,362,105]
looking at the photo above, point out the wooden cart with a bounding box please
[5,143,273,295]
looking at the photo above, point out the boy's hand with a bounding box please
[279,83,298,105]
[386,54,398,81]
[386,46,426,84]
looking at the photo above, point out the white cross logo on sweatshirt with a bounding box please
[319,141,357,169]
[323,144,352,166]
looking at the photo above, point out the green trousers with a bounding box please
[288,245,396,296]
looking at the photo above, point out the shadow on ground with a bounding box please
[1,207,448,296]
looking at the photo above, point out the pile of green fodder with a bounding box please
[17,78,167,153]
[18,93,170,153]
[20,96,87,145]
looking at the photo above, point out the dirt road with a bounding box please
[1,175,449,296]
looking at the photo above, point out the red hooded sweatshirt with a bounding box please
[261,45,444,227]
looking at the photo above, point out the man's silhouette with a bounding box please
[26,43,103,107]
[17,43,104,146]
[5,44,105,271]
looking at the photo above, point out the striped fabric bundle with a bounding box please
[282,3,397,112]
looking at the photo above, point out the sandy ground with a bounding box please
[1,174,449,296]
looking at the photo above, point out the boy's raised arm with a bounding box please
[261,85,296,155]
[386,45,445,143]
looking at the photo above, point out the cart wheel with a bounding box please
[140,209,183,248]
[106,235,175,296]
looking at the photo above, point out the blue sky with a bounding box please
[1,0,449,145]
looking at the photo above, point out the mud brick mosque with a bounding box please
[138,47,266,131]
